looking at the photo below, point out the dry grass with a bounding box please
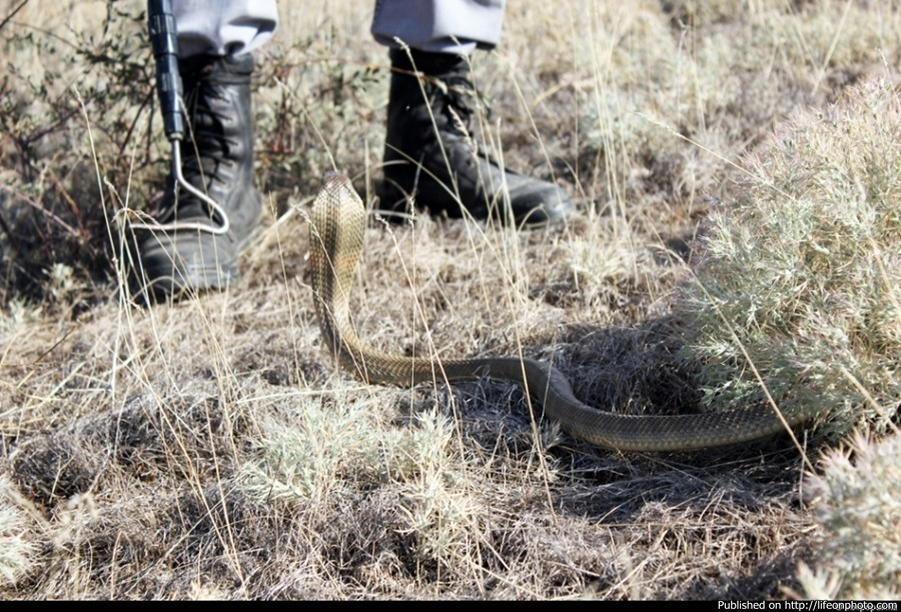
[1,0,899,600]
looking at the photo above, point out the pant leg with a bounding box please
[371,0,505,55]
[172,0,279,57]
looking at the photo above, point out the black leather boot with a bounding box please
[128,53,261,300]
[377,48,573,226]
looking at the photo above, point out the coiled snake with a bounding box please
[308,173,814,452]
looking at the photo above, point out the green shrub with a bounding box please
[679,78,901,440]
[798,433,901,599]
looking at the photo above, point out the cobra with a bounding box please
[308,173,817,452]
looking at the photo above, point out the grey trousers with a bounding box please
[173,0,505,58]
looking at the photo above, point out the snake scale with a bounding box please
[308,172,816,452]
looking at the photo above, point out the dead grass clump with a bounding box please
[798,433,901,599]
[10,434,99,508]
[552,318,702,419]
[679,77,901,439]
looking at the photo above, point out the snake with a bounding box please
[308,172,816,452]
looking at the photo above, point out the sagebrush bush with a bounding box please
[798,433,901,599]
[240,392,488,569]
[679,77,901,440]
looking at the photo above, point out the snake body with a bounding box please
[309,173,816,452]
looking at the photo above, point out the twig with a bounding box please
[0,183,80,237]
[0,0,30,33]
